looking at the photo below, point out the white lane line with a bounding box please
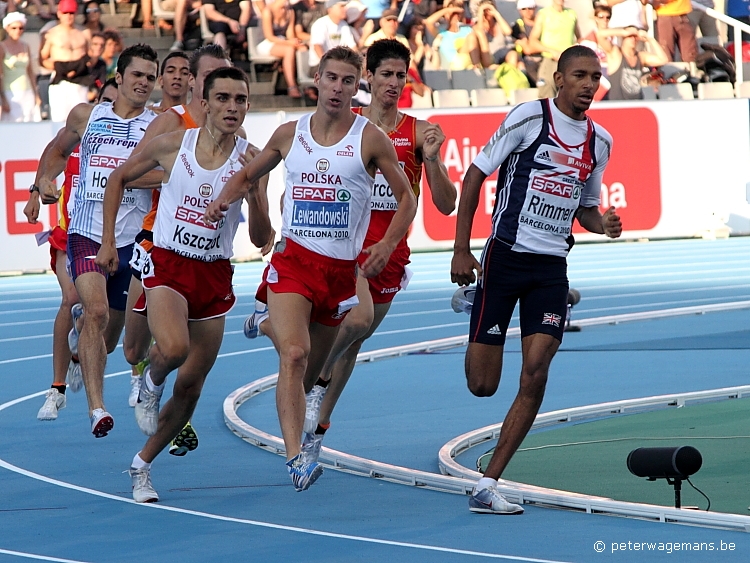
[0,307,59,316]
[0,334,51,344]
[0,458,568,563]
[0,549,92,563]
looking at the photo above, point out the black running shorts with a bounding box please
[468,238,569,345]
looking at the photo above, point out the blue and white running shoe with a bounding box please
[243,300,269,339]
[286,453,323,491]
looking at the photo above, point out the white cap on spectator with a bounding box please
[3,11,27,29]
[326,0,347,9]
[346,1,368,24]
[516,0,536,9]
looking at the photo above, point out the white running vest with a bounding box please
[69,102,156,245]
[282,113,373,260]
[154,127,248,262]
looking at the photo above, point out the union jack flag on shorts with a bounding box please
[542,313,562,327]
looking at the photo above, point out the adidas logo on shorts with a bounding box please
[486,325,502,336]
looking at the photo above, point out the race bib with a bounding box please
[129,241,149,273]
[139,251,155,280]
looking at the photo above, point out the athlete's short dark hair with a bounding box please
[557,45,600,75]
[319,46,363,77]
[160,51,189,75]
[97,77,118,102]
[189,44,229,78]
[203,66,250,100]
[117,44,158,77]
[366,39,410,75]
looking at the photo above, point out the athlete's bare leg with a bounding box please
[123,275,151,365]
[103,309,125,354]
[318,300,391,426]
[267,289,339,460]
[144,287,190,386]
[73,272,112,415]
[313,274,373,391]
[52,250,79,385]
[138,316,224,463]
[473,333,558,480]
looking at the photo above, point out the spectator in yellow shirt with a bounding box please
[652,0,698,62]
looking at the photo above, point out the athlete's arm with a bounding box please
[450,163,485,286]
[361,124,418,278]
[126,110,184,189]
[204,122,293,223]
[417,120,456,216]
[243,144,274,249]
[576,205,622,237]
[451,107,537,285]
[37,103,91,205]
[25,128,65,223]
[96,133,179,274]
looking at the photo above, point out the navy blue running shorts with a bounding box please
[468,238,569,345]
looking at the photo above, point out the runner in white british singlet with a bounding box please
[96,67,271,503]
[204,46,418,492]
[450,45,622,515]
[36,45,159,438]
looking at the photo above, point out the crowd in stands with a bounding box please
[0,0,748,121]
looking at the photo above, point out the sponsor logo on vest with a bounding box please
[297,134,313,154]
[180,153,194,178]
[337,189,351,202]
[535,149,551,163]
[392,137,411,147]
[292,186,336,201]
[199,184,213,198]
[88,155,127,169]
[530,177,575,199]
[316,159,330,172]
[336,144,354,157]
[88,122,113,134]
[175,206,218,230]
[300,172,342,185]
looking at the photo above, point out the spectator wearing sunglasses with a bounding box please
[1,11,40,121]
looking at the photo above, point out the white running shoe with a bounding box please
[90,408,114,438]
[303,385,326,434]
[300,432,324,465]
[135,368,163,436]
[66,359,83,393]
[68,303,84,356]
[128,375,141,408]
[243,300,269,339]
[468,486,524,514]
[129,466,159,503]
[451,285,476,315]
[37,388,66,421]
